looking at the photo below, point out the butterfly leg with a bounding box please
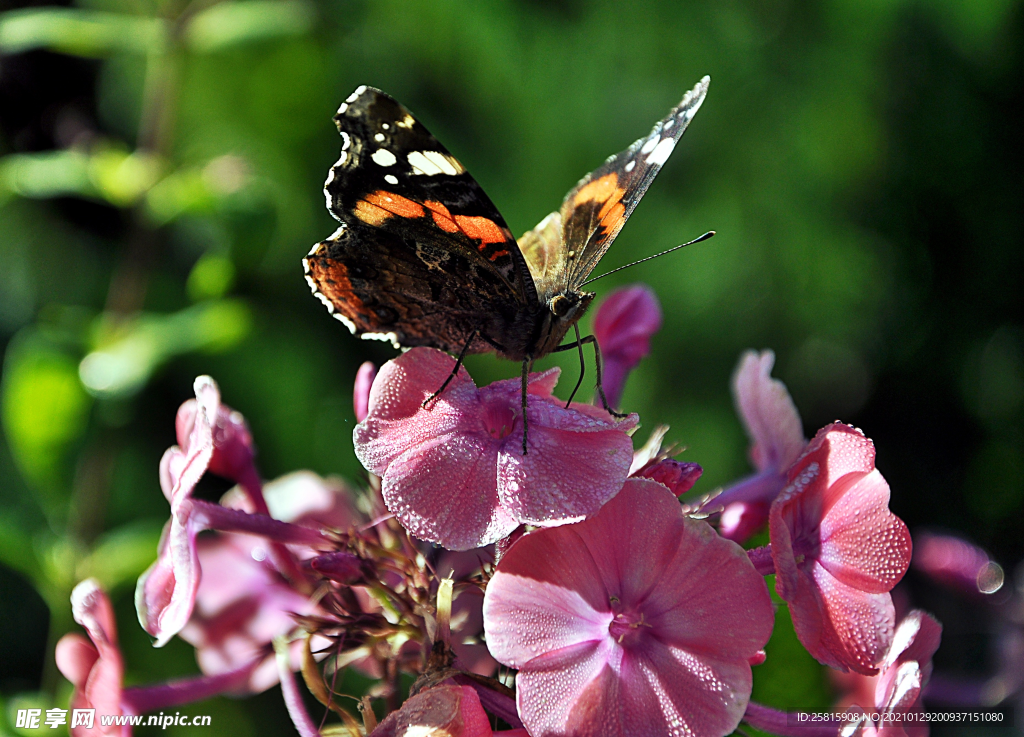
[521,355,532,455]
[552,327,628,418]
[422,329,479,410]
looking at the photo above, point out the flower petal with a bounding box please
[497,407,636,527]
[136,503,203,647]
[484,532,612,668]
[382,434,518,550]
[732,350,805,473]
[514,638,618,736]
[819,470,912,593]
[354,348,478,475]
[813,562,896,675]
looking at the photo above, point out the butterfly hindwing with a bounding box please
[559,76,710,288]
[305,221,516,354]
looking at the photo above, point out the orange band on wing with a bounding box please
[354,200,391,226]
[424,200,459,233]
[572,173,620,206]
[364,191,425,219]
[454,215,507,245]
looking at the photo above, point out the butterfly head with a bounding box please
[547,290,594,322]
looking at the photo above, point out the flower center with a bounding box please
[482,400,517,439]
[607,604,651,647]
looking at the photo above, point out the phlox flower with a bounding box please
[180,471,358,692]
[354,347,638,551]
[770,423,912,674]
[591,284,662,408]
[629,426,703,496]
[842,610,942,737]
[56,579,127,736]
[718,350,806,542]
[483,478,774,737]
[136,376,222,646]
[57,580,253,736]
[369,685,519,737]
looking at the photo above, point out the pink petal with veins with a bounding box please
[770,423,911,675]
[484,479,772,737]
[732,350,805,473]
[592,285,662,408]
[355,348,636,550]
[56,579,128,736]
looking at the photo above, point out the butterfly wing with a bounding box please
[559,76,710,289]
[306,86,537,354]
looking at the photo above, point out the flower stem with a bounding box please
[123,660,256,714]
[275,637,322,737]
[190,500,329,546]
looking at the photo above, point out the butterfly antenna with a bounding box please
[578,231,715,287]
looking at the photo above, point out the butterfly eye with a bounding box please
[548,294,575,318]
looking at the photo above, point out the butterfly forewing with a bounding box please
[560,76,710,288]
[307,86,539,354]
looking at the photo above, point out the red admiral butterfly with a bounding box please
[305,78,710,447]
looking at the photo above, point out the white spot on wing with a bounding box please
[407,150,463,176]
[346,85,367,103]
[640,136,659,155]
[645,137,677,166]
[396,114,415,129]
[382,122,390,130]
[374,133,385,142]
[385,174,398,185]
[337,103,348,114]
[624,160,636,172]
[372,149,397,167]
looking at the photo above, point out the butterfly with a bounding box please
[305,77,710,449]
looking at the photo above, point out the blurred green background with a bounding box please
[0,0,1020,734]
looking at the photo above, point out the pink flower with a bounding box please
[844,610,942,737]
[354,347,638,551]
[58,580,257,735]
[136,376,221,646]
[913,531,1005,597]
[483,478,774,737]
[179,472,358,692]
[354,361,377,423]
[137,376,311,647]
[56,579,128,736]
[369,685,500,737]
[718,350,806,542]
[629,426,704,496]
[770,423,912,674]
[592,284,662,408]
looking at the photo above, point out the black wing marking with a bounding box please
[559,76,710,288]
[323,86,536,306]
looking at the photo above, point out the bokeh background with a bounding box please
[0,0,1021,734]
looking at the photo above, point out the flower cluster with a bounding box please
[56,284,946,737]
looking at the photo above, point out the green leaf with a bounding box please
[1,332,92,501]
[78,299,253,399]
[184,0,314,53]
[0,150,94,201]
[0,515,39,582]
[0,7,166,57]
[187,253,237,302]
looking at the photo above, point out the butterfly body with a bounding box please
[305,78,709,372]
